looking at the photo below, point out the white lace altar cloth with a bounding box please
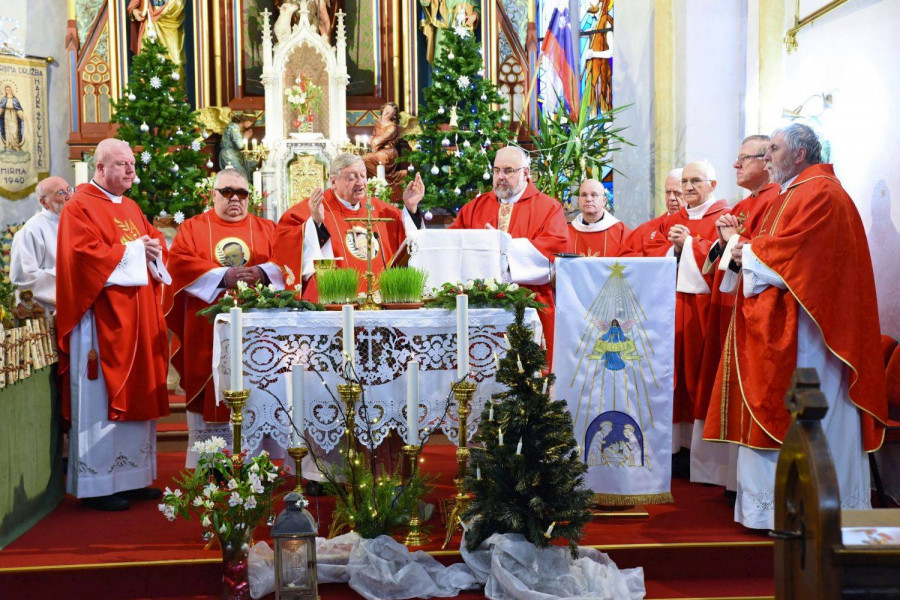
[212,308,542,457]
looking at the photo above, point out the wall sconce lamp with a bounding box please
[782,93,833,119]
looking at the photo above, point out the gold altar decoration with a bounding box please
[402,444,430,546]
[288,155,328,209]
[286,446,310,494]
[224,388,251,460]
[346,204,395,311]
[442,379,477,548]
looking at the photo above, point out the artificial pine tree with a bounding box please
[405,24,513,211]
[112,35,207,221]
[463,299,593,556]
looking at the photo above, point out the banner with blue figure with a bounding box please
[553,257,676,504]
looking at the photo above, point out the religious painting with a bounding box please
[242,0,277,96]
[0,55,50,200]
[554,257,675,505]
[215,237,251,267]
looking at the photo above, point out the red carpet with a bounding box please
[0,446,774,599]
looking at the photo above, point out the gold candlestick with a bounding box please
[441,380,477,549]
[402,444,430,547]
[223,389,251,461]
[337,382,362,457]
[286,446,309,494]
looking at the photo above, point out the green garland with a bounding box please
[197,281,323,321]
[425,278,544,310]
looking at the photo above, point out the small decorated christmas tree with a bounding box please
[463,299,593,555]
[404,23,512,211]
[112,35,207,221]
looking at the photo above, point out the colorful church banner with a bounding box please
[553,257,676,505]
[0,55,50,200]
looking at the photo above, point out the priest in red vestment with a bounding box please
[689,136,779,487]
[272,153,425,297]
[645,161,730,452]
[568,178,632,257]
[625,168,684,256]
[448,146,570,355]
[705,123,887,529]
[57,139,171,511]
[163,168,283,466]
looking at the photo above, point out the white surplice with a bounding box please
[9,209,60,312]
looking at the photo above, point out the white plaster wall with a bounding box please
[0,0,72,226]
[611,0,654,227]
[778,0,900,338]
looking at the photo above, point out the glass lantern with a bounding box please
[273,492,318,600]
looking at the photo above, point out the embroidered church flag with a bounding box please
[553,257,676,504]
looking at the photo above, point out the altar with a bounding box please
[210,308,542,461]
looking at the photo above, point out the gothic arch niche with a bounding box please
[282,44,330,139]
[498,55,525,120]
[82,54,111,124]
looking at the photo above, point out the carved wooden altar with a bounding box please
[259,4,349,220]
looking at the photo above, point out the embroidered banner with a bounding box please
[553,257,676,504]
[0,55,50,200]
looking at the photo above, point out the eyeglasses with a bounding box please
[735,153,765,164]
[216,187,250,200]
[681,178,712,187]
[42,187,75,200]
[492,167,525,176]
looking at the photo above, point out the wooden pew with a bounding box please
[773,368,900,599]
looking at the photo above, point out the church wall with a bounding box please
[0,0,72,227]
[776,0,900,338]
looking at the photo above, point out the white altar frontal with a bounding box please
[212,308,542,461]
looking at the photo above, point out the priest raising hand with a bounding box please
[308,187,326,225]
[402,172,425,214]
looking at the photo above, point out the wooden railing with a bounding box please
[0,317,58,388]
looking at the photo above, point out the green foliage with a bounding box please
[112,37,208,221]
[317,268,362,305]
[425,278,544,311]
[404,25,513,211]
[462,299,593,556]
[528,99,631,208]
[196,281,323,321]
[0,223,23,326]
[378,267,427,303]
[327,452,432,539]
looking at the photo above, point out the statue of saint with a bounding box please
[363,102,403,184]
[128,0,186,75]
[218,112,259,179]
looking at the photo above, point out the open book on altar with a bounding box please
[391,229,510,290]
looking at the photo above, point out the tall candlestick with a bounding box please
[407,360,419,445]
[456,294,469,379]
[342,304,354,367]
[229,307,243,391]
[292,364,305,447]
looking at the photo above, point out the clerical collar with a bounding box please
[572,211,620,233]
[90,180,124,204]
[780,174,799,193]
[40,208,60,223]
[685,197,717,220]
[334,193,361,212]
[498,186,526,205]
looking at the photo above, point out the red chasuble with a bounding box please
[567,218,633,257]
[163,211,277,422]
[623,214,666,256]
[705,164,887,451]
[449,181,570,353]
[56,184,170,422]
[694,183,780,420]
[272,189,406,300]
[644,199,730,425]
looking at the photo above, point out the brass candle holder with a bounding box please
[402,444,430,547]
[286,446,309,494]
[223,389,251,460]
[337,382,362,459]
[441,379,477,549]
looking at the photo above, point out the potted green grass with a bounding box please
[378,267,427,309]
[317,268,362,307]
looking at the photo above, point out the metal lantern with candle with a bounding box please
[272,492,318,600]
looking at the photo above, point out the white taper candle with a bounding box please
[292,364,305,447]
[456,294,469,378]
[498,428,504,446]
[229,307,243,391]
[407,360,419,445]
[516,438,522,455]
[342,304,354,366]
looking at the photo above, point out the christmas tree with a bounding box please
[405,23,512,211]
[462,299,593,556]
[112,35,208,221]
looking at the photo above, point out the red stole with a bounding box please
[568,221,633,257]
[705,164,886,451]
[56,184,170,422]
[163,211,277,421]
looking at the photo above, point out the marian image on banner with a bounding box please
[553,257,676,505]
[0,55,50,200]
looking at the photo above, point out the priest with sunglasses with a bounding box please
[163,168,284,466]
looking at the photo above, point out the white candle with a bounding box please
[252,170,262,192]
[493,352,500,371]
[342,304,354,366]
[476,466,482,480]
[503,335,511,350]
[376,164,386,180]
[406,360,419,445]
[456,294,469,378]
[541,377,548,395]
[488,403,494,421]
[292,364,305,448]
[516,354,524,373]
[498,428,504,446]
[286,368,294,445]
[229,307,243,391]
[251,138,258,149]
[74,161,89,185]
[516,438,522,455]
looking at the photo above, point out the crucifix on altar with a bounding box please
[346,201,394,310]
